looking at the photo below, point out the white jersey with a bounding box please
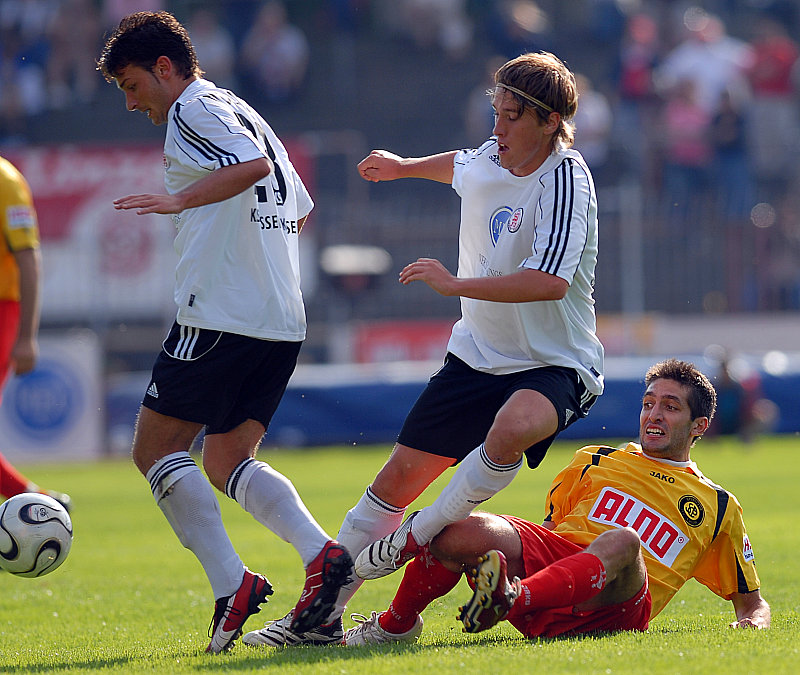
[448,140,604,394]
[163,79,313,340]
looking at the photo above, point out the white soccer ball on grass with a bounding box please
[0,492,73,577]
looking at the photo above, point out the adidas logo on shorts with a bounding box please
[147,382,159,399]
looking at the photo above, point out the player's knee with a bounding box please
[430,513,503,564]
[593,526,642,567]
[617,527,642,561]
[430,516,482,560]
[484,422,548,463]
[201,453,228,492]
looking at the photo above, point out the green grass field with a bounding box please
[1,435,798,673]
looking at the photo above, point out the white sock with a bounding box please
[146,452,244,600]
[411,443,522,545]
[227,458,329,567]
[329,486,406,620]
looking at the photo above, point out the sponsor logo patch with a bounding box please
[742,534,754,562]
[5,205,35,230]
[588,486,688,566]
[489,206,512,247]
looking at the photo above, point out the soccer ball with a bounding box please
[0,493,73,577]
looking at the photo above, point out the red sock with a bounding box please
[0,451,33,499]
[378,547,461,634]
[509,552,607,617]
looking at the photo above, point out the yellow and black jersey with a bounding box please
[0,156,39,302]
[544,442,760,618]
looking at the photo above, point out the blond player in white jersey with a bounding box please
[245,51,605,647]
[339,358,769,645]
[97,11,352,654]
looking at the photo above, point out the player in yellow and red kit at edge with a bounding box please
[0,155,71,512]
[341,358,769,644]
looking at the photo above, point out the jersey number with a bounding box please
[234,112,287,206]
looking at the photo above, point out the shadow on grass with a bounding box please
[194,633,529,671]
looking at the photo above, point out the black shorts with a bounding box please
[142,322,302,435]
[397,353,597,468]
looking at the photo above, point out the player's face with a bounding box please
[114,64,174,126]
[639,378,707,461]
[491,89,558,177]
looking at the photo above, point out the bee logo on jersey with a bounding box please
[489,206,513,246]
[678,495,704,527]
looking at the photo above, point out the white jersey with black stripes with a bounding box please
[446,140,603,394]
[163,78,313,341]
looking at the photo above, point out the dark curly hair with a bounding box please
[97,11,201,82]
[645,358,717,422]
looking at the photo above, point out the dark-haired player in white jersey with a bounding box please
[97,11,352,653]
[341,358,769,645]
[244,51,605,647]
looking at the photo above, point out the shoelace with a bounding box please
[348,612,378,638]
[207,599,243,638]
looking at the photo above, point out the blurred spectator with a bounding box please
[659,77,713,227]
[743,14,800,199]
[710,88,756,311]
[711,88,754,220]
[0,0,54,141]
[47,0,102,109]
[392,0,473,61]
[572,73,612,182]
[654,10,752,117]
[187,8,237,90]
[463,54,505,147]
[240,0,309,103]
[612,11,661,178]
[103,0,161,28]
[482,0,553,60]
[706,348,777,443]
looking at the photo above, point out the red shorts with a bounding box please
[0,300,20,401]
[502,515,651,638]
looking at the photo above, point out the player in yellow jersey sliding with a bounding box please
[342,358,769,645]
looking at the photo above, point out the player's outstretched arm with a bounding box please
[400,260,568,303]
[357,150,456,184]
[114,157,272,215]
[729,589,770,629]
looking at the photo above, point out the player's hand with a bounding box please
[357,150,405,182]
[11,338,38,375]
[399,258,457,296]
[114,193,184,215]
[729,617,767,629]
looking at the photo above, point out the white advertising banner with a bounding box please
[0,331,103,462]
[3,145,176,322]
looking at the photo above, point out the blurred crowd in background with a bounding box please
[2,0,800,326]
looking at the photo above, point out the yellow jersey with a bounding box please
[0,156,39,302]
[544,443,761,618]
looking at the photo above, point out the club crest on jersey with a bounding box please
[588,486,688,566]
[489,206,513,246]
[678,495,704,527]
[507,208,523,233]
